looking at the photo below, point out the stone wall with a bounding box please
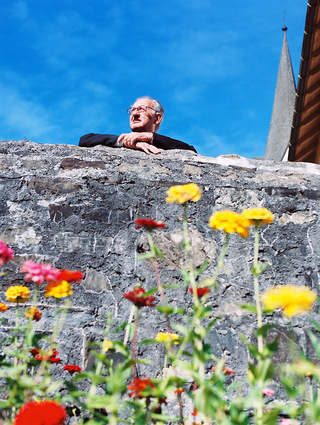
[1,140,320,393]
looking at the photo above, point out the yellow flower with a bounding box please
[45,280,73,298]
[155,332,180,345]
[166,183,202,204]
[5,285,30,303]
[208,210,250,238]
[0,303,8,312]
[241,208,274,226]
[261,285,317,317]
[102,340,114,352]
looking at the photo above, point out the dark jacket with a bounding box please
[79,133,197,153]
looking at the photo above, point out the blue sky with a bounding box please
[1,1,307,158]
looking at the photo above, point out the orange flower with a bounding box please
[45,281,73,298]
[55,269,83,283]
[24,306,42,321]
[128,377,156,398]
[0,303,8,312]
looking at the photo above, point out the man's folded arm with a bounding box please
[152,133,197,153]
[79,133,118,147]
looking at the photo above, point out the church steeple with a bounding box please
[264,26,296,161]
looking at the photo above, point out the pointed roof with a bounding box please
[264,28,296,161]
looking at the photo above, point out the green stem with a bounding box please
[132,307,139,378]
[182,203,199,307]
[253,226,263,353]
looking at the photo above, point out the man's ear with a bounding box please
[155,113,163,126]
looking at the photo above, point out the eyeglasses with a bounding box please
[127,105,157,115]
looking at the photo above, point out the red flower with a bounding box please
[14,400,67,425]
[191,408,198,416]
[63,364,82,374]
[29,348,40,356]
[0,241,14,266]
[188,287,210,297]
[174,387,184,395]
[128,377,156,398]
[135,218,166,231]
[55,269,83,282]
[124,286,157,307]
[34,349,61,363]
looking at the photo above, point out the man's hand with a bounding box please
[117,132,161,154]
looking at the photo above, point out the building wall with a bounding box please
[1,140,320,393]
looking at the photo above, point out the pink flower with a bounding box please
[0,241,14,266]
[20,261,60,284]
[280,420,299,425]
[262,388,275,396]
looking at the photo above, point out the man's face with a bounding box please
[129,98,161,133]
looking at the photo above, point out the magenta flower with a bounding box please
[262,388,275,396]
[0,241,14,266]
[20,261,60,284]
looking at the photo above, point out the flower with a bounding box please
[211,366,235,376]
[0,241,14,265]
[124,286,157,307]
[0,303,8,312]
[135,218,166,231]
[262,388,275,396]
[35,350,62,364]
[280,420,300,425]
[155,332,180,345]
[188,287,210,298]
[102,340,114,352]
[63,364,82,374]
[55,269,83,282]
[20,261,60,284]
[209,210,250,238]
[14,400,67,425]
[261,285,317,317]
[128,377,156,398]
[5,285,30,303]
[29,348,40,356]
[174,387,184,395]
[241,208,274,226]
[24,306,42,321]
[45,281,73,298]
[166,183,202,204]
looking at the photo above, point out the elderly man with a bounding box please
[79,96,197,154]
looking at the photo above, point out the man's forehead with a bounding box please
[132,98,154,108]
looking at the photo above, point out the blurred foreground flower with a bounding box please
[0,303,8,312]
[102,340,114,352]
[35,349,61,364]
[24,306,42,321]
[45,281,73,298]
[155,331,180,345]
[188,287,210,298]
[241,208,274,226]
[124,286,157,307]
[261,285,317,317]
[212,366,235,376]
[128,377,156,398]
[262,388,275,396]
[209,210,250,238]
[0,240,14,265]
[135,218,166,231]
[55,269,83,282]
[14,400,67,425]
[20,260,60,284]
[5,285,30,303]
[166,183,202,204]
[63,364,82,374]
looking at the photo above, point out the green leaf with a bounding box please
[240,304,257,313]
[255,324,275,338]
[251,262,268,276]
